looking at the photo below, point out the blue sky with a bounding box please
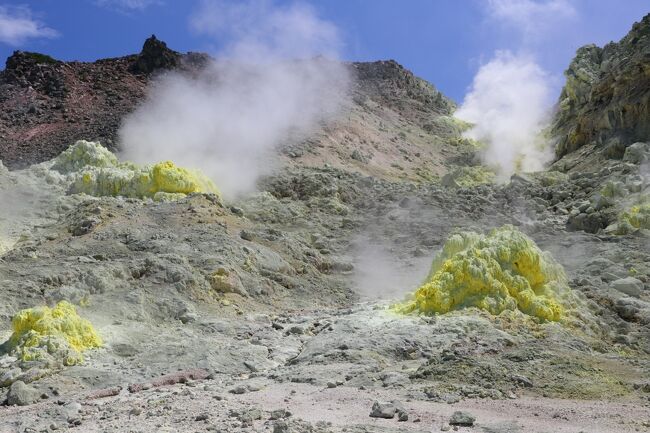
[0,0,647,102]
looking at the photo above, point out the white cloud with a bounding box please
[94,0,160,12]
[0,5,58,46]
[486,0,576,40]
[456,51,554,177]
[189,0,342,60]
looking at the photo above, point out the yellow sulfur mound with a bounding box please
[52,140,220,199]
[8,301,102,365]
[51,140,119,172]
[397,226,569,321]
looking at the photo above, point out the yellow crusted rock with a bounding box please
[51,140,119,173]
[54,141,220,199]
[616,203,650,234]
[397,225,570,321]
[441,166,496,188]
[8,301,102,365]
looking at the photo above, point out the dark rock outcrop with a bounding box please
[353,60,456,115]
[4,51,66,97]
[552,13,650,162]
[131,35,180,74]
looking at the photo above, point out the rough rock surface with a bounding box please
[552,13,650,171]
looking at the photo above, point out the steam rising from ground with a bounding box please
[119,1,350,199]
[455,51,554,179]
[455,0,578,179]
[352,236,431,301]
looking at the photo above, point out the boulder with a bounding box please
[449,410,476,426]
[6,381,40,406]
[623,142,650,164]
[612,277,644,297]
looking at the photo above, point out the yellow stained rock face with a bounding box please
[53,140,220,199]
[8,301,102,365]
[397,225,570,321]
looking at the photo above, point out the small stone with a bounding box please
[273,421,289,433]
[449,411,476,426]
[229,385,248,394]
[7,381,40,406]
[397,410,409,421]
[195,413,209,421]
[369,401,397,419]
[270,409,291,420]
[512,374,533,387]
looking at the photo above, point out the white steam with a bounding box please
[455,51,554,178]
[352,236,431,301]
[119,0,350,199]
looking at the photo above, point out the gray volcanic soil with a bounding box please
[1,15,650,433]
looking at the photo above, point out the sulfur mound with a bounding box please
[397,225,570,321]
[51,140,119,172]
[7,301,102,366]
[52,140,220,200]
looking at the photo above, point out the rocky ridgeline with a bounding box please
[552,13,650,167]
[3,51,66,97]
[353,60,455,115]
[0,37,456,174]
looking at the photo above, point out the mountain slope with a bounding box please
[0,36,469,184]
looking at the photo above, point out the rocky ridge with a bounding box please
[552,13,650,171]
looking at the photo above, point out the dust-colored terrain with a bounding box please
[1,14,650,433]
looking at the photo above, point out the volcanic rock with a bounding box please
[6,381,40,406]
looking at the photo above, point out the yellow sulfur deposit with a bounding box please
[441,165,496,188]
[397,225,569,321]
[616,203,650,234]
[52,140,220,199]
[8,301,102,365]
[51,140,119,172]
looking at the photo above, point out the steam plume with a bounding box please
[455,51,554,178]
[119,0,350,199]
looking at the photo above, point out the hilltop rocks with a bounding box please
[3,51,66,97]
[353,60,456,115]
[553,13,650,162]
[131,35,180,74]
